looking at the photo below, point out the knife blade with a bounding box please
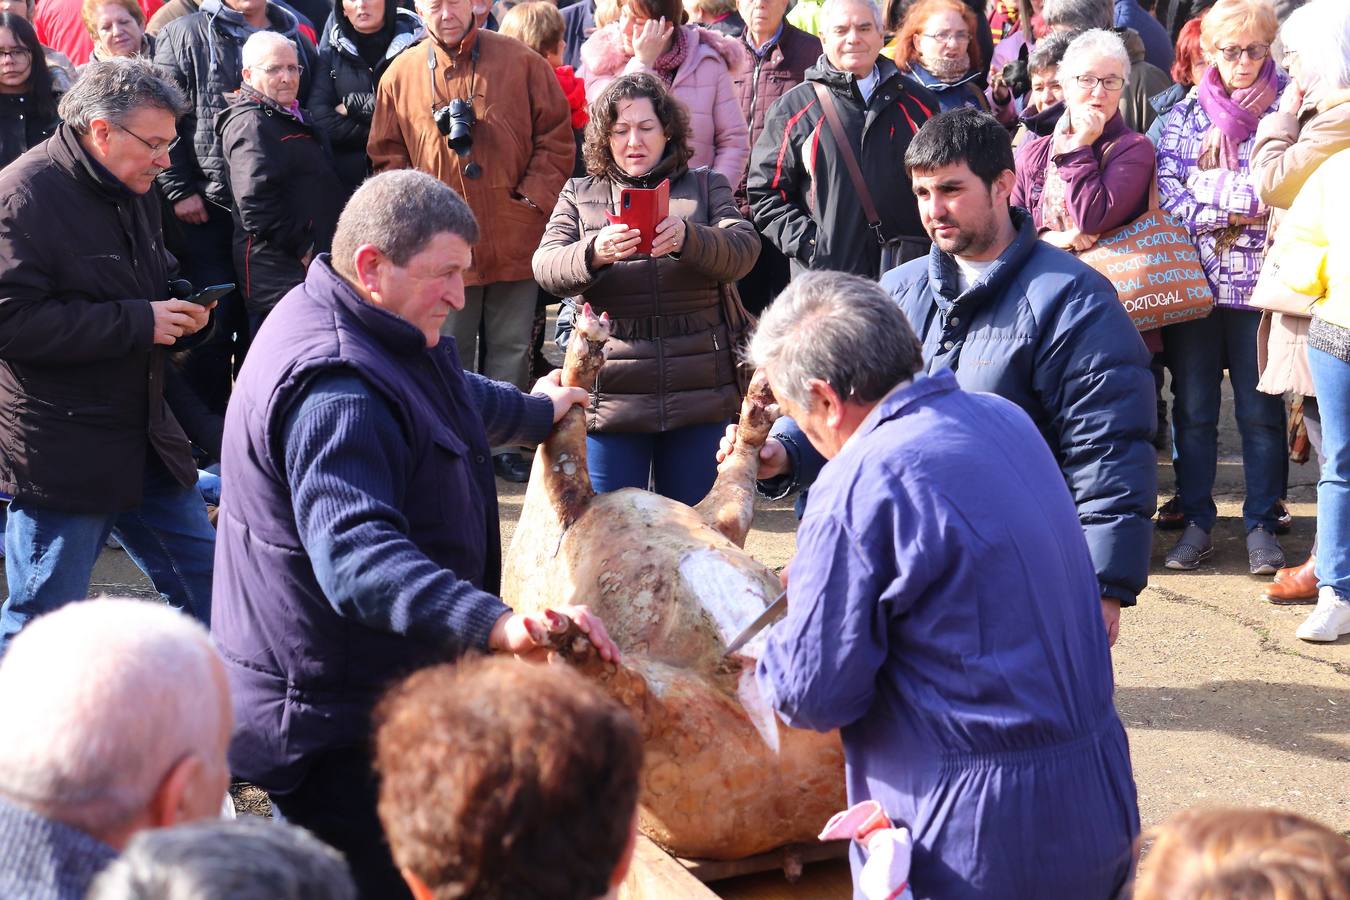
[723,589,789,657]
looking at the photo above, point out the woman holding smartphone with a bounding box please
[533,73,758,505]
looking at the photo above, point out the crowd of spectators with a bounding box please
[0,0,1349,894]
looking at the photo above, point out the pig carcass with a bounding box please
[501,305,845,861]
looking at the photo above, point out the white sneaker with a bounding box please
[1295,587,1350,642]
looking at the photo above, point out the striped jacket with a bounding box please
[1156,85,1282,309]
[746,56,937,278]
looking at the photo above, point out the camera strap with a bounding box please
[426,37,479,111]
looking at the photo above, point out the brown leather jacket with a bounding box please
[533,161,759,433]
[368,24,575,286]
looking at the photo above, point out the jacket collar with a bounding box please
[308,256,439,358]
[327,6,420,60]
[46,123,137,202]
[428,16,479,63]
[847,370,960,447]
[928,206,1039,311]
[201,0,300,39]
[807,54,903,104]
[1020,99,1064,135]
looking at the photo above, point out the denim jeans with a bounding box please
[1309,345,1350,598]
[0,462,215,654]
[587,421,729,507]
[1162,306,1286,532]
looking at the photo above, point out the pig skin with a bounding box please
[501,306,845,861]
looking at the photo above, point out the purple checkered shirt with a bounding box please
[1156,86,1283,310]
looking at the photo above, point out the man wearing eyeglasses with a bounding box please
[0,58,217,654]
[217,32,343,332]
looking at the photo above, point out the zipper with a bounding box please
[748,57,762,131]
[712,327,724,388]
[651,258,665,432]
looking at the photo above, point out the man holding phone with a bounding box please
[0,59,218,654]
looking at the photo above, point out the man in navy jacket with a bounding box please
[211,170,618,899]
[736,108,1155,646]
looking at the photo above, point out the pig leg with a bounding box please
[537,304,611,529]
[694,370,776,548]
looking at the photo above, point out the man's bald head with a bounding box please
[0,600,232,846]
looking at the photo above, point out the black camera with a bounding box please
[434,98,475,155]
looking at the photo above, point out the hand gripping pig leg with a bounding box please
[539,612,659,741]
[694,369,776,548]
[540,303,610,530]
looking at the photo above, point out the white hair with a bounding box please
[1058,28,1132,82]
[0,599,225,837]
[1279,0,1350,92]
[241,30,298,70]
[820,0,883,30]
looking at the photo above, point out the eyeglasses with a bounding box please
[0,47,31,62]
[116,123,179,157]
[920,30,969,45]
[257,63,303,76]
[1074,73,1126,91]
[1217,42,1269,62]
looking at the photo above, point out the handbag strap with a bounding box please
[811,82,884,245]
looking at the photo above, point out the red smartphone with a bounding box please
[605,179,670,256]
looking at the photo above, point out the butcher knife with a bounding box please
[723,589,788,657]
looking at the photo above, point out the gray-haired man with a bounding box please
[0,58,215,655]
[0,599,233,900]
[212,169,618,898]
[88,818,357,900]
[750,271,1139,899]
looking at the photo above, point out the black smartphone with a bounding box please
[185,283,234,306]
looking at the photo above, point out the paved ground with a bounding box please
[43,387,1350,851]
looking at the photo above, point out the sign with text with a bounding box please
[1078,210,1214,333]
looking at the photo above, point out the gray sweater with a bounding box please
[0,795,118,899]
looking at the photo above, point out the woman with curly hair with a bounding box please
[533,73,758,504]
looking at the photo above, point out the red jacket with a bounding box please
[555,65,588,130]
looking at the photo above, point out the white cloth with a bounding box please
[953,255,997,293]
[856,65,880,103]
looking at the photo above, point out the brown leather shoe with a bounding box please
[1265,556,1318,603]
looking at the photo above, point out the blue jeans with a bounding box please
[1309,345,1350,598]
[1162,306,1286,532]
[587,421,728,507]
[0,462,215,653]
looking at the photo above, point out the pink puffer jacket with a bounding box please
[581,24,751,187]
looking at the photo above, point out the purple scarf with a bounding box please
[1196,58,1278,171]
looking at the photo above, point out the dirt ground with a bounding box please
[52,384,1350,886]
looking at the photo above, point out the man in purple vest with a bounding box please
[211,169,619,899]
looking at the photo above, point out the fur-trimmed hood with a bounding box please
[581,22,750,81]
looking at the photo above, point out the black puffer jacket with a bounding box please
[747,55,936,278]
[309,1,420,189]
[0,125,199,513]
[216,86,344,316]
[155,0,318,207]
[0,92,60,170]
